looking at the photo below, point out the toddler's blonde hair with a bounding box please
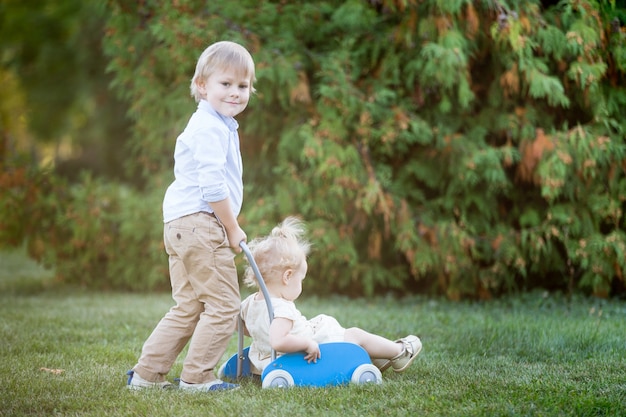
[244,217,311,288]
[190,41,256,102]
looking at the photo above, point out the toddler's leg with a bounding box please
[344,328,422,373]
[372,335,422,373]
[344,327,403,359]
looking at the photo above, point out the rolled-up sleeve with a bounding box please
[191,126,230,203]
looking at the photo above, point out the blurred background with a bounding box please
[1,0,625,299]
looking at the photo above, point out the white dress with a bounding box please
[240,294,346,373]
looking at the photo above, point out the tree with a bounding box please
[101,0,626,298]
[0,0,131,182]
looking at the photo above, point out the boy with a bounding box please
[127,41,255,392]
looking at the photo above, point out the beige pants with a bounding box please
[133,212,240,384]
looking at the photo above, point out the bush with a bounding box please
[0,163,168,291]
[0,160,50,248]
[102,0,626,298]
[2,1,625,298]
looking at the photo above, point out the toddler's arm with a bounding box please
[269,317,320,363]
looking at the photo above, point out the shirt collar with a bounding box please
[198,100,239,132]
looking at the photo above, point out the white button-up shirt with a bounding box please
[162,100,243,223]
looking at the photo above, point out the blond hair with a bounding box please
[190,41,256,102]
[244,217,311,288]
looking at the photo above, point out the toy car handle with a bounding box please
[239,241,275,324]
[239,241,277,366]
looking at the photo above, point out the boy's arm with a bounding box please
[209,198,246,253]
[269,317,321,363]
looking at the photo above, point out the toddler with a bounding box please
[240,217,422,375]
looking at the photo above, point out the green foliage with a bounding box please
[0,245,54,295]
[0,0,132,182]
[96,0,626,298]
[4,0,624,297]
[0,160,168,291]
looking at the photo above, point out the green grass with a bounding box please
[1,248,625,416]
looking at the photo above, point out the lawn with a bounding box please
[1,247,625,416]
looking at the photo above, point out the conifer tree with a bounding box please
[104,0,626,298]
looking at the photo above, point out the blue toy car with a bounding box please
[218,243,382,388]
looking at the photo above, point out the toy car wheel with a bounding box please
[262,369,294,389]
[350,364,383,385]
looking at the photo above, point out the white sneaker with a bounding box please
[390,335,422,373]
[126,370,174,390]
[179,379,239,392]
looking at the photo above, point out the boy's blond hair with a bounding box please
[244,217,311,288]
[190,41,256,102]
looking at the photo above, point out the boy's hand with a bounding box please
[226,226,246,253]
[208,198,246,252]
[303,340,321,363]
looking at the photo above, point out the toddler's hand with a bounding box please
[303,340,321,363]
